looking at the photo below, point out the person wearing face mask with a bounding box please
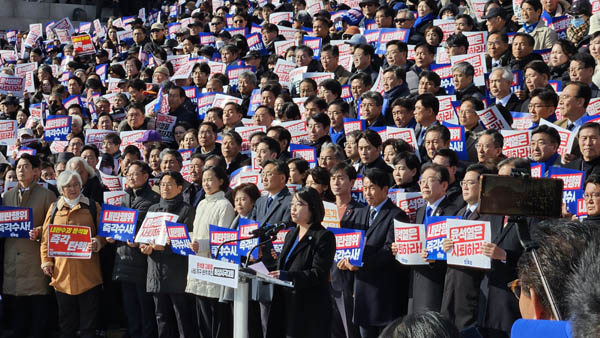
[40,170,105,338]
[567,0,592,47]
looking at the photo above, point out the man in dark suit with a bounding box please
[432,149,467,212]
[411,164,463,314]
[530,125,561,175]
[440,164,498,330]
[563,122,600,177]
[338,168,409,338]
[356,129,393,177]
[414,93,440,147]
[489,67,523,113]
[249,159,292,337]
[330,163,366,338]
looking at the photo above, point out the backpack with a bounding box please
[49,199,98,229]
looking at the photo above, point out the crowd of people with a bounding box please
[2,0,600,337]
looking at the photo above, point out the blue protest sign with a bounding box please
[303,36,322,58]
[0,206,33,238]
[44,115,71,141]
[226,65,255,93]
[290,144,317,167]
[247,89,262,116]
[166,221,195,256]
[430,63,454,94]
[209,224,240,263]
[548,167,585,215]
[98,204,138,242]
[425,216,461,260]
[330,227,365,267]
[237,217,259,260]
[442,122,468,161]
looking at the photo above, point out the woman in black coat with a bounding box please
[267,187,336,338]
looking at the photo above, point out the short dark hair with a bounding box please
[461,96,484,110]
[530,88,558,108]
[233,183,261,203]
[255,105,276,117]
[122,145,141,160]
[259,136,281,155]
[380,311,461,338]
[294,187,325,224]
[421,163,450,184]
[328,99,350,115]
[393,151,421,173]
[416,93,439,114]
[446,33,469,50]
[465,163,492,176]
[128,160,152,176]
[16,153,40,169]
[104,133,122,145]
[524,60,550,77]
[263,159,289,181]
[330,162,358,181]
[415,42,435,55]
[159,170,185,187]
[572,52,597,70]
[354,44,374,58]
[419,71,441,87]
[480,129,504,149]
[566,81,593,107]
[348,72,372,88]
[200,121,219,134]
[222,131,243,146]
[531,124,561,145]
[522,0,543,12]
[128,78,146,91]
[267,126,292,146]
[386,40,408,54]
[513,32,535,48]
[383,65,406,83]
[433,148,458,167]
[578,122,600,138]
[81,144,100,158]
[321,44,340,57]
[426,124,451,143]
[319,79,342,98]
[308,112,331,128]
[364,168,392,188]
[391,97,416,111]
[357,129,383,148]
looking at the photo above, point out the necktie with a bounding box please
[567,123,575,131]
[426,206,433,218]
[369,208,377,226]
[418,128,426,144]
[266,196,274,211]
[464,208,472,219]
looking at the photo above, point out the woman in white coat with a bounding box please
[187,165,236,338]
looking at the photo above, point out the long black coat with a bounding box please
[440,207,501,330]
[146,195,195,294]
[480,216,530,335]
[267,224,336,338]
[113,184,160,285]
[410,196,463,314]
[353,199,410,326]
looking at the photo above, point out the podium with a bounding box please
[188,255,294,338]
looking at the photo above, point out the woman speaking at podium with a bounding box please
[267,187,336,338]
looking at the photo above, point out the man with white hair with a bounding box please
[66,157,107,204]
[489,67,523,112]
[452,62,485,101]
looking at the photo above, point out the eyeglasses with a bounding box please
[418,177,441,186]
[528,104,551,109]
[460,180,478,187]
[508,279,521,299]
[394,18,407,23]
[150,29,162,33]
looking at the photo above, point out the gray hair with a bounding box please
[159,148,183,165]
[239,71,257,86]
[451,61,475,77]
[492,67,513,82]
[71,114,83,128]
[397,9,415,20]
[321,142,345,161]
[57,170,83,193]
[66,157,97,178]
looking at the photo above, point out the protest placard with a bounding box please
[388,191,426,223]
[446,219,491,269]
[0,73,25,97]
[322,201,341,228]
[134,212,178,245]
[44,115,71,141]
[450,53,487,86]
[166,221,195,256]
[48,224,92,259]
[103,191,127,206]
[539,119,575,156]
[188,254,239,288]
[237,217,260,260]
[72,34,96,55]
[209,224,239,263]
[501,130,531,158]
[98,204,138,242]
[476,105,512,130]
[330,227,365,266]
[394,221,428,265]
[0,206,33,238]
[0,120,17,146]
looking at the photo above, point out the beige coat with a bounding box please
[185,191,236,298]
[518,21,557,51]
[40,196,105,295]
[2,182,56,296]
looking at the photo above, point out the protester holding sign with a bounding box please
[142,171,198,338]
[267,187,336,338]
[109,161,160,338]
[186,165,236,338]
[40,170,105,338]
[2,154,56,338]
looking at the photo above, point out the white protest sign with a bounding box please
[539,119,576,156]
[450,53,487,86]
[501,130,531,158]
[322,201,340,228]
[446,219,491,269]
[476,105,512,130]
[134,212,179,245]
[394,221,428,265]
[0,120,17,146]
[103,191,127,206]
[188,254,239,288]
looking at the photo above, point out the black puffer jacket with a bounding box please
[112,184,160,286]
[146,194,196,294]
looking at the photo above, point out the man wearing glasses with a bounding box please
[209,16,225,35]
[358,0,378,25]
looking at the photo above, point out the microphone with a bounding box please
[250,222,293,237]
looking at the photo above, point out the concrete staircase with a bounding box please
[0,0,116,31]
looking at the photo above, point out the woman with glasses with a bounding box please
[187,166,236,338]
[40,170,105,338]
[142,171,198,338]
[267,187,336,338]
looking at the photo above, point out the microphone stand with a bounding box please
[511,215,562,321]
